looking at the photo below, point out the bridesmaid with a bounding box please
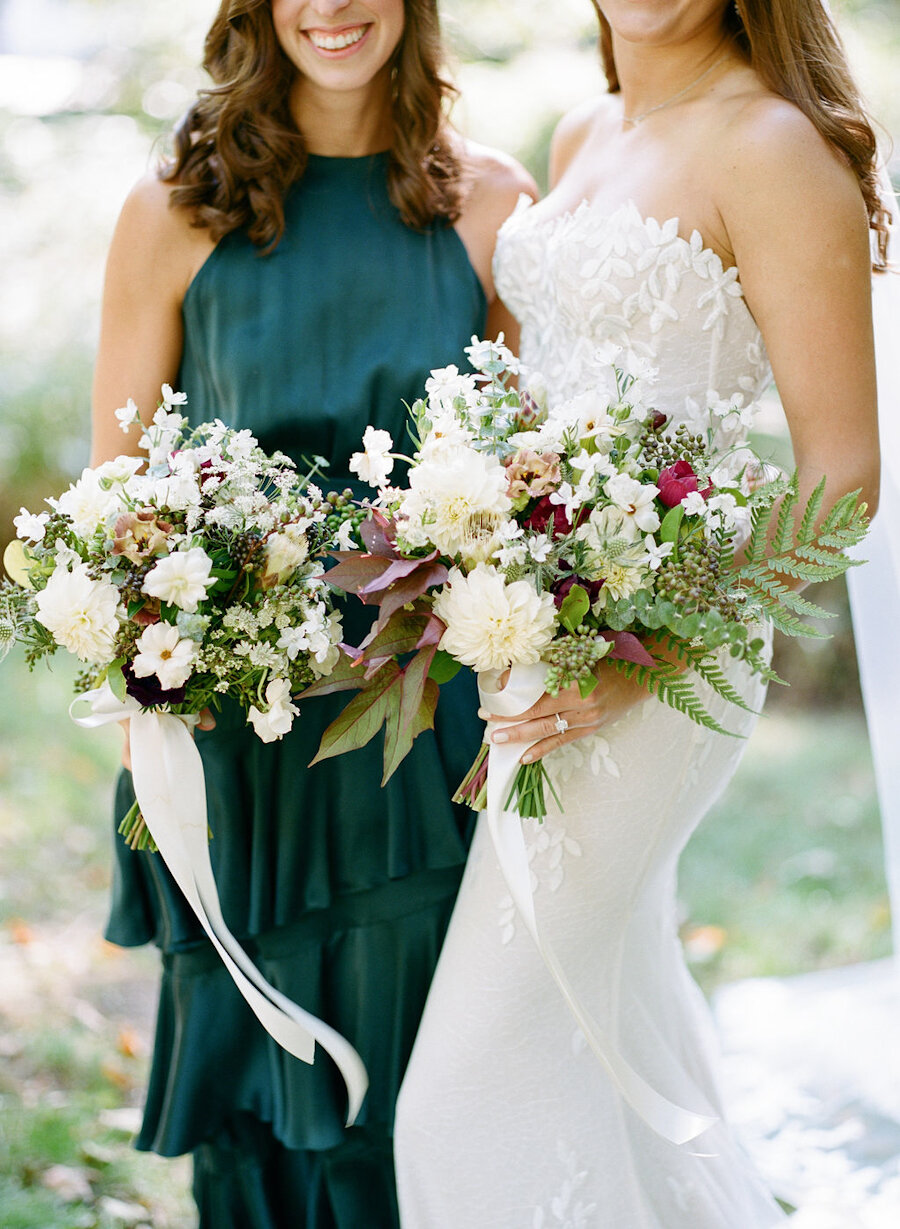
[90,2,533,1226]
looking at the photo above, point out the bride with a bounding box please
[394,0,885,1225]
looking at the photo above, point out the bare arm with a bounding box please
[719,98,879,517]
[91,174,208,466]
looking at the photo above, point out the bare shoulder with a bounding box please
[459,138,538,220]
[716,93,866,224]
[112,172,214,297]
[550,94,619,183]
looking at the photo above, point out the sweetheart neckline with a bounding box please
[500,193,742,290]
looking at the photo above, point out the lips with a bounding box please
[305,23,370,52]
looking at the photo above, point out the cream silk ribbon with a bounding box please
[478,663,717,1146]
[71,685,368,1125]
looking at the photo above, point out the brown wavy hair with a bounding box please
[591,0,890,270]
[163,0,462,251]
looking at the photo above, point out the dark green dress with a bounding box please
[106,153,486,1229]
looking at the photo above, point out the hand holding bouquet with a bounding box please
[305,339,869,822]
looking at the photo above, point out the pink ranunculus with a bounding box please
[523,495,571,537]
[657,460,713,508]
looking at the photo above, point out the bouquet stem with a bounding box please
[453,743,489,811]
[453,746,562,823]
[505,760,561,822]
[118,799,158,853]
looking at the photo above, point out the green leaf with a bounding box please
[382,657,439,783]
[107,658,127,704]
[295,648,369,699]
[429,649,461,684]
[559,584,590,634]
[658,504,685,546]
[309,661,401,765]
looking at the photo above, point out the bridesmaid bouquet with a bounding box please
[1,386,351,848]
[303,339,869,822]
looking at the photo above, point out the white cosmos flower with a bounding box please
[433,564,556,673]
[14,508,50,542]
[400,445,511,557]
[53,471,124,538]
[604,474,661,533]
[132,622,197,690]
[349,425,395,488]
[143,547,215,613]
[248,678,299,743]
[34,563,120,663]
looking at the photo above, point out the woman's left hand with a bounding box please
[479,666,648,764]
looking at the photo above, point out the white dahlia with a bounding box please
[34,563,120,663]
[433,564,556,673]
[400,445,511,558]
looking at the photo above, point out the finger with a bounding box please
[479,682,590,724]
[519,722,599,763]
[197,707,217,731]
[490,710,599,746]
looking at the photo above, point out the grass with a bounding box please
[0,649,891,1225]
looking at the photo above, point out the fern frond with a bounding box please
[772,474,800,555]
[796,476,827,545]
[653,632,759,713]
[612,659,739,736]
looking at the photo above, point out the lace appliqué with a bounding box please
[494,197,772,448]
[532,1140,598,1228]
[497,816,584,945]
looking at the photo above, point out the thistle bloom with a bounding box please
[34,564,120,663]
[142,547,215,613]
[132,622,198,690]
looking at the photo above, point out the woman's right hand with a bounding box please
[119,708,217,771]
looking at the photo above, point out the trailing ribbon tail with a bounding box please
[478,663,718,1146]
[71,687,369,1125]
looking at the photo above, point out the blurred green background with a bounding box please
[0,0,897,1224]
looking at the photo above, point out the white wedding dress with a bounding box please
[394,198,789,1228]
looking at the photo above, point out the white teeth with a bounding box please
[308,26,367,51]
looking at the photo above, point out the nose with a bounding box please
[309,0,353,16]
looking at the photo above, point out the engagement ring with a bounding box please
[554,714,569,735]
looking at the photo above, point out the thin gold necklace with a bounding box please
[623,52,729,127]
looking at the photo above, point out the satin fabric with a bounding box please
[105,152,486,1227]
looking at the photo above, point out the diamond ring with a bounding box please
[554,713,569,735]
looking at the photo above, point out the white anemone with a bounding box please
[132,622,197,690]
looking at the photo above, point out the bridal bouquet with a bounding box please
[302,339,869,820]
[1,387,351,847]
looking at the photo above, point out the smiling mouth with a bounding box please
[306,24,371,53]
